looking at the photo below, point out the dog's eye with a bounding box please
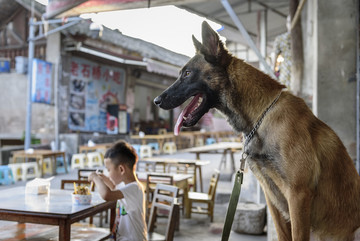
[184,71,191,77]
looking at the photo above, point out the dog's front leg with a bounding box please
[265,194,292,241]
[288,188,313,241]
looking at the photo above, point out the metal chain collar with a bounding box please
[240,91,282,171]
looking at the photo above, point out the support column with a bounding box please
[316,0,357,160]
[259,10,268,72]
[46,32,61,150]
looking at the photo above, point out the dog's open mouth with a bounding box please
[174,93,205,136]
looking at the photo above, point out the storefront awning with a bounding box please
[145,58,180,78]
[65,43,181,78]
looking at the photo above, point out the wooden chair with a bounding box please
[76,169,109,226]
[146,174,174,221]
[61,179,95,191]
[166,163,196,191]
[78,168,103,180]
[148,184,180,241]
[61,179,97,225]
[166,163,196,214]
[185,169,220,222]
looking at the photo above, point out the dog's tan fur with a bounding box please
[154,22,360,241]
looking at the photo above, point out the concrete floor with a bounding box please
[0,150,267,241]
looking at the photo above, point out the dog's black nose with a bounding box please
[154,96,162,106]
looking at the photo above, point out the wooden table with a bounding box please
[181,142,243,172]
[11,149,67,177]
[130,134,175,153]
[78,143,113,155]
[0,186,116,241]
[139,157,210,192]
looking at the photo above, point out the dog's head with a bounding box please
[154,21,231,135]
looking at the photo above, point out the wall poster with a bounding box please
[31,58,53,104]
[68,57,125,132]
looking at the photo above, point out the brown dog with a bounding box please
[154,21,360,241]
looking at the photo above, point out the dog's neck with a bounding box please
[218,57,284,136]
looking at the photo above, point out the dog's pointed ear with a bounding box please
[192,35,202,54]
[201,21,228,65]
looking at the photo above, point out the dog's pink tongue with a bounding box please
[174,94,201,136]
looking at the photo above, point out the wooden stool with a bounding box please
[87,152,103,168]
[163,142,177,154]
[71,153,87,169]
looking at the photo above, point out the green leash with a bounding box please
[221,153,247,241]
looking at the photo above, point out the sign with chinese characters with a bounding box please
[31,59,52,104]
[68,57,126,132]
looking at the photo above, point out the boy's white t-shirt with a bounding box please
[115,181,147,241]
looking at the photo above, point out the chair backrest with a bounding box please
[78,168,103,180]
[136,160,155,173]
[61,179,95,191]
[208,169,220,201]
[148,184,179,241]
[166,163,189,174]
[146,174,174,219]
[167,163,196,189]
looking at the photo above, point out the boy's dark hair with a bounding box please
[104,140,138,169]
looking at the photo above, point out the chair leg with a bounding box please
[175,207,180,231]
[209,202,214,222]
[185,199,191,219]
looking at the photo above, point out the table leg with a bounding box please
[196,153,200,160]
[193,165,197,192]
[230,150,236,172]
[62,153,68,173]
[51,156,57,175]
[184,180,191,219]
[110,206,116,233]
[197,165,203,192]
[158,140,164,154]
[39,157,44,177]
[59,220,71,241]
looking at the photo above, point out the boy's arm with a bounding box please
[88,172,124,201]
[97,173,116,190]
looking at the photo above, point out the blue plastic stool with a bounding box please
[148,142,160,152]
[0,165,15,185]
[132,144,141,156]
[56,156,67,173]
[206,138,216,145]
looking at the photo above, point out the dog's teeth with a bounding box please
[183,116,187,120]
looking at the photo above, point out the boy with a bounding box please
[88,140,147,241]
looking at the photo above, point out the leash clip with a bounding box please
[239,152,248,172]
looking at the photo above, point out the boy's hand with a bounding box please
[88,172,98,182]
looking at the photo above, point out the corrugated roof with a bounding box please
[63,20,190,67]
